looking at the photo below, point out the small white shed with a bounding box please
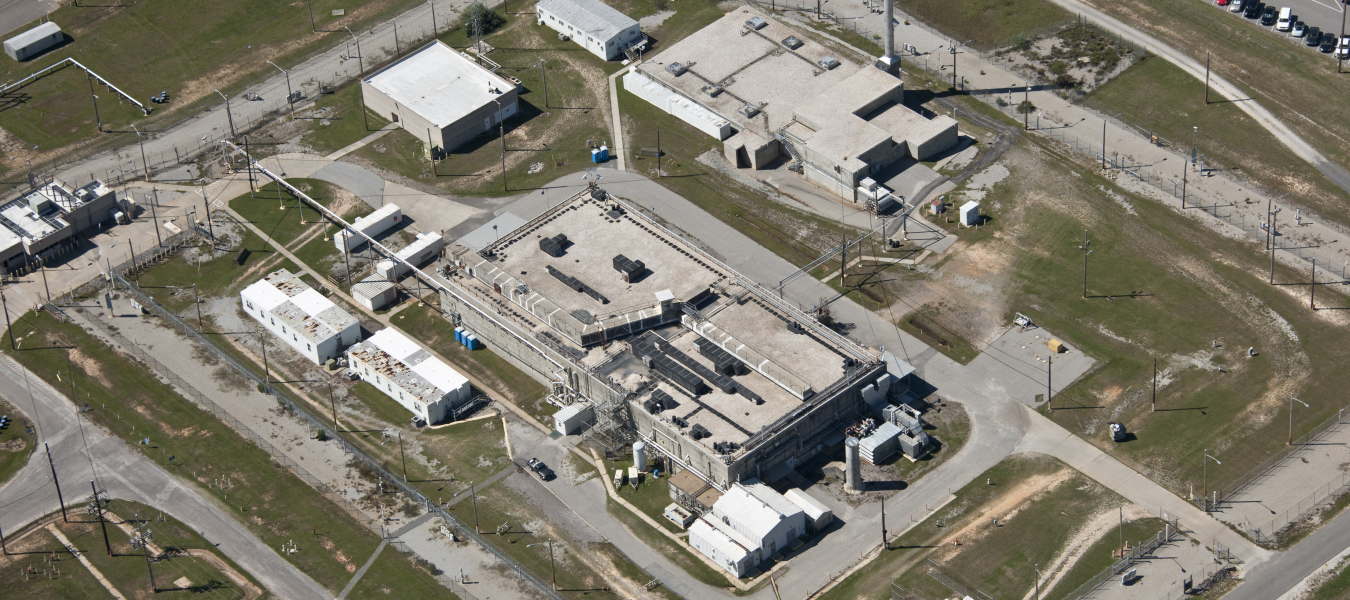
[4,22,62,61]
[960,201,981,226]
[553,403,594,435]
[351,276,397,311]
[783,488,833,533]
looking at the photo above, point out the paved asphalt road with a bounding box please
[0,0,59,40]
[0,353,332,599]
[1230,503,1350,600]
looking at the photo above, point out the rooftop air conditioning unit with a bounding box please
[782,36,803,50]
[665,62,688,76]
[740,103,761,118]
[701,84,723,97]
[818,56,841,70]
[746,16,767,30]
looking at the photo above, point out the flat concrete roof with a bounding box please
[703,297,847,393]
[486,195,726,319]
[638,6,861,133]
[364,41,516,128]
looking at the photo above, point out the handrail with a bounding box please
[0,58,149,115]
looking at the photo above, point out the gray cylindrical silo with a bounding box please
[634,441,647,472]
[845,437,862,492]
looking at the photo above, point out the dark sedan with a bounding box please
[1305,26,1322,46]
[1260,6,1277,25]
[1320,32,1338,53]
[1244,2,1263,18]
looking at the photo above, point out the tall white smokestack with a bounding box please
[876,0,901,74]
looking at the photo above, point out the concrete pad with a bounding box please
[877,159,943,203]
[967,326,1096,407]
[380,181,484,236]
[261,152,330,180]
[314,161,387,208]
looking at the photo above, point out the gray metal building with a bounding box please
[360,41,520,154]
[4,22,62,61]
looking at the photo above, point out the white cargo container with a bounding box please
[553,403,595,435]
[335,204,402,253]
[376,231,445,280]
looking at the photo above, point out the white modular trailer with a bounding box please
[346,328,472,424]
[537,0,642,60]
[376,231,445,280]
[623,71,732,140]
[688,516,756,577]
[351,276,398,311]
[241,269,360,365]
[336,204,402,253]
[4,22,62,61]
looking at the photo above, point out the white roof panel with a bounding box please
[690,516,753,560]
[6,22,61,48]
[242,279,290,311]
[783,489,831,520]
[538,0,637,41]
[715,484,801,540]
[365,41,515,128]
[291,288,335,317]
[409,358,469,395]
[743,482,806,519]
[368,327,423,360]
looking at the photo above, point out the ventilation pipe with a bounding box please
[875,0,901,74]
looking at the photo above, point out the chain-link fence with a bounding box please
[1061,522,1174,600]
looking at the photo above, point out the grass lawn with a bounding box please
[0,395,37,489]
[298,83,392,155]
[1042,517,1165,600]
[392,304,549,419]
[1309,556,1350,600]
[887,0,1071,50]
[827,454,1122,600]
[0,0,426,162]
[1084,54,1349,219]
[134,228,300,312]
[897,310,982,365]
[1079,0,1350,223]
[613,461,682,532]
[227,178,337,250]
[3,309,453,598]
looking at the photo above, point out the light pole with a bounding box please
[1024,84,1030,130]
[1034,563,1042,599]
[427,0,439,37]
[535,57,548,108]
[493,99,506,191]
[1270,206,1282,284]
[527,541,557,589]
[129,124,149,180]
[1102,113,1121,170]
[1203,449,1221,512]
[87,74,103,133]
[215,89,236,139]
[1078,230,1093,298]
[344,27,364,76]
[305,0,316,31]
[950,39,972,89]
[267,61,295,119]
[392,20,402,57]
[1191,126,1199,171]
[1290,396,1309,445]
[1266,193,1291,250]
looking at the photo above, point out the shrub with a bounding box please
[1016,100,1036,114]
[460,2,506,37]
[996,97,1008,107]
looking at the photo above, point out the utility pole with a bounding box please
[538,58,548,108]
[1270,208,1280,284]
[1204,51,1211,105]
[495,99,507,191]
[46,444,68,522]
[1118,505,1124,554]
[1102,113,1121,170]
[881,501,887,550]
[1047,354,1053,411]
[1024,84,1030,131]
[91,481,111,556]
[87,73,102,133]
[1310,259,1317,310]
[244,136,255,195]
[38,256,51,302]
[201,182,215,241]
[1152,357,1157,412]
[306,0,315,31]
[131,520,157,592]
[470,482,480,533]
[0,520,7,554]
[398,431,408,482]
[1079,230,1092,298]
[657,128,662,177]
[148,196,163,247]
[267,61,295,118]
[329,385,340,431]
[1181,161,1188,209]
[192,284,202,329]
[428,0,439,37]
[0,286,12,350]
[215,90,236,139]
[393,20,402,57]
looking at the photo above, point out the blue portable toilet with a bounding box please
[466,334,480,350]
[599,145,610,161]
[591,148,603,163]
[454,326,464,345]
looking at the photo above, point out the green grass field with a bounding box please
[1309,557,1350,600]
[0,395,37,490]
[887,0,1071,50]
[0,0,425,160]
[1085,55,1349,220]
[3,310,455,598]
[1042,517,1165,600]
[298,83,392,155]
[134,227,300,312]
[1079,0,1350,224]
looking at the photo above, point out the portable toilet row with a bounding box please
[454,326,482,350]
[590,145,610,163]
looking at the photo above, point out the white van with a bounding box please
[1277,7,1293,31]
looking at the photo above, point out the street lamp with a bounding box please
[1102,113,1121,170]
[1202,449,1221,512]
[392,20,402,57]
[526,540,557,589]
[427,0,439,37]
[266,61,295,119]
[214,89,236,139]
[492,98,506,191]
[129,124,150,180]
[1078,230,1093,298]
[950,39,972,89]
[344,26,364,76]
[1289,396,1309,445]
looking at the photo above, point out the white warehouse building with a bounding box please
[689,481,806,577]
[536,0,642,61]
[241,269,360,365]
[346,328,473,425]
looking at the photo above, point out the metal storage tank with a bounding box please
[845,437,862,492]
[634,441,647,472]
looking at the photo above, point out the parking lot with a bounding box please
[1214,0,1346,56]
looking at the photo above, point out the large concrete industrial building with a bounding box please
[625,7,957,199]
[0,178,117,273]
[360,41,520,153]
[441,186,913,491]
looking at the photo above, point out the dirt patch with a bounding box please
[69,347,112,389]
[1022,505,1152,600]
[2,437,27,452]
[933,465,1074,557]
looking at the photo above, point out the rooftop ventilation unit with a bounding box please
[746,16,767,30]
[539,233,569,257]
[782,36,803,50]
[701,84,723,97]
[740,104,761,118]
[665,62,688,76]
[818,56,841,70]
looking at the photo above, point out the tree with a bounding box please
[460,2,505,38]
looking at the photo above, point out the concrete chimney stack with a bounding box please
[845,436,863,492]
[875,0,901,74]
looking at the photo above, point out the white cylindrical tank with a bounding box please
[634,441,647,472]
[845,437,862,492]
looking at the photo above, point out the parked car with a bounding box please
[1305,26,1322,46]
[1261,6,1278,25]
[1291,21,1307,37]
[1231,0,1248,13]
[1215,0,1230,5]
[1336,36,1350,59]
[1276,7,1293,31]
[1320,32,1338,53]
[1244,3,1263,19]
[527,458,555,481]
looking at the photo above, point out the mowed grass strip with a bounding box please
[3,310,454,598]
[0,395,37,489]
[298,83,392,156]
[1085,54,1349,216]
[887,0,1071,49]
